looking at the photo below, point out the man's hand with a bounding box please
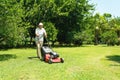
[44,33,47,38]
[36,34,39,37]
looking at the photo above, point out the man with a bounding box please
[35,22,47,59]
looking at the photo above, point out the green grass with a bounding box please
[0,45,120,80]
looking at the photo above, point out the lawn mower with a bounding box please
[41,39,64,64]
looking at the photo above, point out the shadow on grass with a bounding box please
[0,54,17,61]
[28,56,43,62]
[28,56,39,59]
[106,55,120,63]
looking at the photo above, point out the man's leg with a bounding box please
[36,41,43,59]
[39,41,43,59]
[36,42,41,59]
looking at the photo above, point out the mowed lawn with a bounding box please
[0,45,120,80]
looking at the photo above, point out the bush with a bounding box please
[73,32,83,46]
[81,30,94,44]
[43,22,58,45]
[0,0,25,48]
[116,37,120,46]
[101,30,118,46]
[0,23,27,48]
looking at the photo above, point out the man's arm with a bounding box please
[43,28,47,38]
[35,28,39,37]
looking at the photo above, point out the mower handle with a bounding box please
[44,37,51,47]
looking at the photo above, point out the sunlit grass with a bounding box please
[0,45,120,80]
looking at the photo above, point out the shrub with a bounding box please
[101,30,118,46]
[43,22,58,45]
[73,32,83,46]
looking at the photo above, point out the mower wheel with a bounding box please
[48,59,52,64]
[61,58,64,63]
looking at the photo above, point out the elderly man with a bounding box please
[35,22,47,59]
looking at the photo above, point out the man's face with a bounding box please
[39,25,43,29]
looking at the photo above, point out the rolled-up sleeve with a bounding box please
[35,28,38,35]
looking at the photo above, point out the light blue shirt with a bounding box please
[35,28,46,42]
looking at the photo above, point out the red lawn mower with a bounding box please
[41,39,64,64]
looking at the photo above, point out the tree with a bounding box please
[0,0,96,47]
[101,30,118,46]
[108,17,120,45]
[90,13,113,45]
[21,0,94,45]
[0,0,24,48]
[52,0,94,45]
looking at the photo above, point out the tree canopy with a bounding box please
[0,0,120,48]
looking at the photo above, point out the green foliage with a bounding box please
[73,32,83,46]
[53,0,94,44]
[89,13,120,46]
[43,22,58,45]
[72,30,94,46]
[0,0,25,48]
[81,30,94,44]
[1,0,120,47]
[101,30,118,46]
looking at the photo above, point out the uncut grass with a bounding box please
[0,46,120,80]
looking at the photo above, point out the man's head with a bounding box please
[38,22,43,29]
